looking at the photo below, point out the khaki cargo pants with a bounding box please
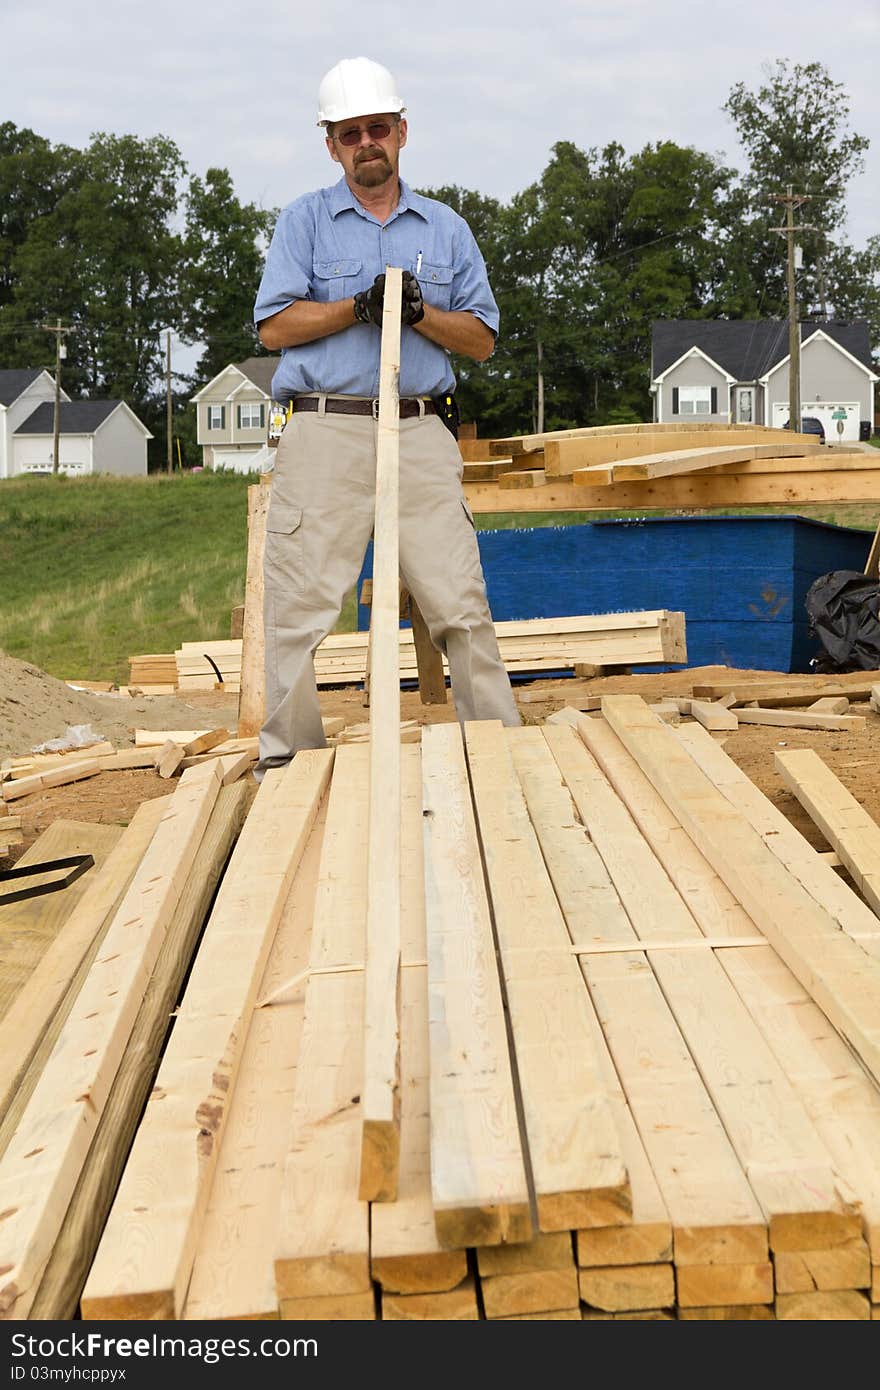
[257,404,519,772]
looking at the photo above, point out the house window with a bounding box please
[206,405,225,430]
[237,403,265,430]
[678,387,712,414]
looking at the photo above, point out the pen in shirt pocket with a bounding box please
[415,251,422,274]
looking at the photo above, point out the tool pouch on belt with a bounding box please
[431,392,460,440]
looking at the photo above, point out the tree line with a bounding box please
[1,60,877,460]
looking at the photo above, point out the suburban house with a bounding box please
[0,369,150,477]
[0,368,67,479]
[190,357,287,473]
[650,320,878,443]
[13,400,151,477]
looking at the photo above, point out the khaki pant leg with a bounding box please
[259,412,377,768]
[398,416,519,727]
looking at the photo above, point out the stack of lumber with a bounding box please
[127,654,178,693]
[12,698,877,1320]
[170,611,687,694]
[460,423,878,514]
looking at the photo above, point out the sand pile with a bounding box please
[0,650,238,760]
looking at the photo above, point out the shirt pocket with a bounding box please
[312,258,362,303]
[415,261,454,311]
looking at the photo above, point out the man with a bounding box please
[253,56,519,775]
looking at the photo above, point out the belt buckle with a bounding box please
[371,398,380,421]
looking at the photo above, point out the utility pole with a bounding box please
[41,319,74,475]
[770,188,817,434]
[166,329,173,474]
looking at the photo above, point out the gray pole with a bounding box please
[53,318,62,475]
[166,330,173,474]
[786,188,800,433]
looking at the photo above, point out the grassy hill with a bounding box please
[1,469,876,685]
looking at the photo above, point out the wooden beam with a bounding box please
[466,721,630,1232]
[81,751,332,1320]
[733,707,866,731]
[420,724,531,1250]
[691,675,880,706]
[600,694,880,1090]
[31,783,250,1319]
[359,264,403,1203]
[237,480,271,737]
[0,762,223,1320]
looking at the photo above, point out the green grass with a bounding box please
[1,472,877,683]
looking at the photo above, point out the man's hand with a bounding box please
[353,273,386,326]
[353,270,425,327]
[401,270,425,325]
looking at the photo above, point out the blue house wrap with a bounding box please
[356,515,873,675]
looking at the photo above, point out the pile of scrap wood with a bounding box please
[460,422,878,513]
[158,610,687,695]
[4,699,880,1319]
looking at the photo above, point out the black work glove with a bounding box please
[353,273,386,326]
[401,269,425,325]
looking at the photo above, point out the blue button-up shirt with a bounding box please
[253,177,499,401]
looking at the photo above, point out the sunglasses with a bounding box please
[335,120,394,147]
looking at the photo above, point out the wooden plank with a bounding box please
[808,697,851,715]
[279,1291,376,1320]
[359,265,403,1203]
[31,784,250,1319]
[733,707,866,731]
[380,1277,479,1320]
[674,722,880,960]
[499,468,547,489]
[689,699,739,731]
[370,748,469,1295]
[2,760,101,801]
[0,764,223,1320]
[774,1239,871,1294]
[81,752,332,1320]
[602,696,880,1087]
[0,821,123,1024]
[776,1289,869,1319]
[692,674,880,705]
[183,795,327,1320]
[237,480,270,737]
[545,720,855,1252]
[407,594,447,705]
[420,723,531,1249]
[546,429,817,477]
[466,722,630,1232]
[0,802,166,1137]
[482,1267,580,1318]
[181,727,230,757]
[676,1263,775,1308]
[274,747,371,1300]
[577,1264,674,1313]
[462,467,880,514]
[774,747,880,918]
[477,1232,575,1277]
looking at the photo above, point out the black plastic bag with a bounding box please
[804,569,880,673]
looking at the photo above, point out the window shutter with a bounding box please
[711,386,718,414]
[220,406,226,429]
[672,387,679,415]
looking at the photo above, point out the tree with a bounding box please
[179,168,276,384]
[722,60,871,318]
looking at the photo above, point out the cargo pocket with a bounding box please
[415,262,453,311]
[264,504,305,600]
[313,258,362,303]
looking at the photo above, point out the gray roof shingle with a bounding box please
[234,356,278,397]
[0,368,44,407]
[652,320,875,381]
[14,400,122,434]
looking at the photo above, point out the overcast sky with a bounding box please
[5,0,878,257]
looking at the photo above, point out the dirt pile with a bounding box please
[0,650,238,760]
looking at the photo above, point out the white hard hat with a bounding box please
[317,57,405,126]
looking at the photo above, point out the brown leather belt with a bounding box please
[291,395,436,419]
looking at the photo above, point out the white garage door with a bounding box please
[771,400,860,442]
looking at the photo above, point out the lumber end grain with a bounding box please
[370,1250,468,1295]
[273,1253,371,1302]
[79,1289,176,1321]
[358,1118,400,1203]
[434,1201,533,1252]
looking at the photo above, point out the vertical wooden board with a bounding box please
[274,749,371,1300]
[0,764,224,1321]
[371,747,468,1295]
[81,752,332,1321]
[237,480,270,737]
[421,723,531,1250]
[360,266,403,1202]
[0,820,123,1019]
[466,722,629,1232]
[182,797,326,1320]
